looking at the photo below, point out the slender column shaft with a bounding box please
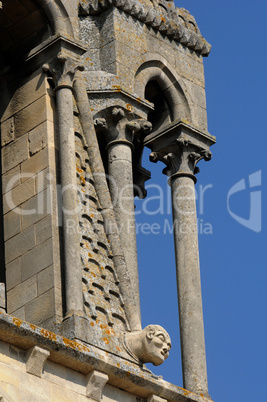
[148,125,213,396]
[56,86,83,315]
[171,174,208,396]
[107,141,141,320]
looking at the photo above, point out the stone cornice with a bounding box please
[79,0,211,56]
[0,312,213,402]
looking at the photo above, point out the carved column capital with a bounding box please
[145,119,215,184]
[94,106,152,147]
[43,53,84,90]
[150,138,212,183]
[94,107,152,198]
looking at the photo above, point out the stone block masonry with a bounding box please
[1,69,62,329]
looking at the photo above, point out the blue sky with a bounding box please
[135,2,267,401]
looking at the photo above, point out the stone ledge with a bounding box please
[0,312,213,402]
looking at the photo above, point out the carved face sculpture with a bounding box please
[144,325,172,366]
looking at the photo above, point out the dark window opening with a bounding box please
[145,80,172,132]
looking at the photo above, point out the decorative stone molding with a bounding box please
[123,325,171,366]
[79,0,211,56]
[26,345,50,377]
[86,370,109,401]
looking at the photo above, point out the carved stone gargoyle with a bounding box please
[123,325,171,366]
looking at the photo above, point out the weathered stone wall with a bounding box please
[0,339,141,402]
[1,69,62,328]
[81,7,208,132]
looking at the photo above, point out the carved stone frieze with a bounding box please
[78,0,211,56]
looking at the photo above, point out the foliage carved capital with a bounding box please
[150,138,212,180]
[94,107,152,198]
[43,53,84,90]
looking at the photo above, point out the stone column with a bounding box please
[108,139,138,310]
[43,55,84,317]
[95,108,151,324]
[150,137,212,396]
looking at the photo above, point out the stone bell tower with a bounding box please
[0,0,215,401]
